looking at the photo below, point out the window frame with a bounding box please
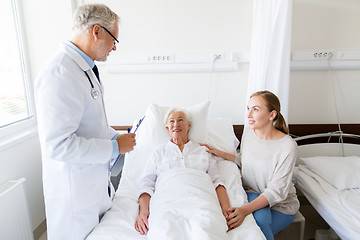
[0,0,37,151]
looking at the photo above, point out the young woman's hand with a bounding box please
[201,144,223,157]
[200,144,235,162]
[226,206,249,230]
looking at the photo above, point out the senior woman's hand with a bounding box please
[135,193,151,235]
[135,211,149,235]
[200,144,236,162]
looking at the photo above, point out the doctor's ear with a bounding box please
[92,24,101,38]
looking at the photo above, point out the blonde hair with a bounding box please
[250,90,288,134]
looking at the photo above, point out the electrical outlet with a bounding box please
[292,50,335,61]
[148,54,175,63]
[210,53,232,62]
[213,54,223,60]
[312,51,334,60]
[212,53,228,62]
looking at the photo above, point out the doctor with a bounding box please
[35,4,136,240]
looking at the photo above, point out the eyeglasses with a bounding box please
[100,26,119,46]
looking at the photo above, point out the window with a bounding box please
[0,0,34,129]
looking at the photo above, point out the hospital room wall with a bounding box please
[87,0,253,125]
[88,0,360,126]
[289,0,360,124]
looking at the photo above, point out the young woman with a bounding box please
[203,91,299,240]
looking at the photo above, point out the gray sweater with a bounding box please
[235,127,299,215]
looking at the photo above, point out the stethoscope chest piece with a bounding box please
[91,89,100,100]
[84,70,100,100]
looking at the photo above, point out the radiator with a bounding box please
[0,178,34,240]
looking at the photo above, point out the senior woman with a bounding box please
[135,109,231,236]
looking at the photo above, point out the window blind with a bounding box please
[0,0,33,128]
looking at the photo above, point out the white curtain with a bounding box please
[246,0,293,123]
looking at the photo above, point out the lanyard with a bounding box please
[110,116,145,172]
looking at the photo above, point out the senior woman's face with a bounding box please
[166,111,191,140]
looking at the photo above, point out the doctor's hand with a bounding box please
[116,133,136,153]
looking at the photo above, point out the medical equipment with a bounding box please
[84,71,100,100]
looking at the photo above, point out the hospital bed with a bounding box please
[294,132,360,240]
[87,102,265,240]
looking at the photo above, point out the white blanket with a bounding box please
[87,160,265,240]
[147,168,228,240]
[296,165,360,240]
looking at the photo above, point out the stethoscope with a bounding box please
[84,71,100,100]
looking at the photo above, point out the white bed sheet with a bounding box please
[295,165,360,240]
[87,158,265,239]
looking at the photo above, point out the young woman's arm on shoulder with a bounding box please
[201,144,236,162]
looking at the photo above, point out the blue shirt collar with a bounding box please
[65,41,95,68]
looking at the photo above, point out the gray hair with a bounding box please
[164,108,192,128]
[72,4,119,33]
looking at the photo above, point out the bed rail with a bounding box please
[294,131,360,141]
[293,131,360,146]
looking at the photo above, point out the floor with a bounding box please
[274,217,304,240]
[39,232,47,240]
[295,194,332,240]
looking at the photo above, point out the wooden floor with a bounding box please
[39,232,47,240]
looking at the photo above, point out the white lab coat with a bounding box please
[35,43,118,240]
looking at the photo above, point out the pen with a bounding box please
[110,116,145,172]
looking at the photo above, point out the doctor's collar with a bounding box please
[65,41,95,68]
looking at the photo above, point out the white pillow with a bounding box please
[205,118,244,206]
[301,156,360,190]
[206,118,239,154]
[135,100,210,151]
